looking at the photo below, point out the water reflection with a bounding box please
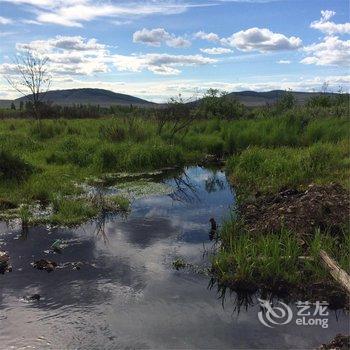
[168,171,200,203]
[0,166,347,349]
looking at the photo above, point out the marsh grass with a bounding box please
[109,195,130,211]
[214,219,350,288]
[51,198,99,226]
[226,141,349,193]
[0,114,348,224]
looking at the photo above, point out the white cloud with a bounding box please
[0,16,13,24]
[4,35,216,77]
[277,60,291,64]
[310,10,350,35]
[200,47,232,55]
[12,36,109,76]
[112,20,132,26]
[301,36,350,66]
[0,31,15,37]
[223,27,302,52]
[133,28,191,48]
[194,28,302,52]
[194,31,221,43]
[16,35,107,52]
[112,53,217,75]
[2,0,195,27]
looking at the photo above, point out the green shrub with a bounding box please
[0,150,33,181]
[99,123,126,142]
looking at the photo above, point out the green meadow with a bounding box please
[0,97,349,292]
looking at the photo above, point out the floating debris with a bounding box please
[50,239,65,254]
[320,334,350,350]
[172,258,187,270]
[172,258,211,276]
[33,259,57,273]
[22,294,41,302]
[0,251,12,274]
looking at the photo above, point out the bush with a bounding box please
[0,150,33,181]
[99,123,126,142]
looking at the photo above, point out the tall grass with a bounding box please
[0,113,348,209]
[214,220,349,287]
[226,141,349,192]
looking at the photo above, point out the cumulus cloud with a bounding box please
[200,47,232,55]
[310,10,350,35]
[301,36,350,66]
[277,60,291,64]
[16,35,107,53]
[12,36,109,76]
[112,53,217,75]
[4,35,216,77]
[223,27,302,52]
[0,16,13,24]
[194,31,221,43]
[2,0,195,27]
[194,28,301,52]
[133,28,191,48]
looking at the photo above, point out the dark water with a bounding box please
[0,167,348,349]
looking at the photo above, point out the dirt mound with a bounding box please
[240,183,349,236]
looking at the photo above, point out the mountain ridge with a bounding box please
[0,88,344,108]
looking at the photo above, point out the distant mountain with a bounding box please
[187,90,343,108]
[5,88,155,108]
[223,90,339,107]
[0,100,13,108]
[0,88,343,109]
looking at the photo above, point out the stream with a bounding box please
[0,166,348,349]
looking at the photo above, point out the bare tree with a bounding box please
[5,51,51,119]
[157,94,198,139]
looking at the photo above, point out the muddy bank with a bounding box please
[210,182,350,308]
[239,183,349,236]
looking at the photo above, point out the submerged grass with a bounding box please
[109,195,130,211]
[51,198,99,226]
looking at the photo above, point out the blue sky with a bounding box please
[0,0,349,102]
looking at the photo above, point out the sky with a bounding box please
[0,0,349,102]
